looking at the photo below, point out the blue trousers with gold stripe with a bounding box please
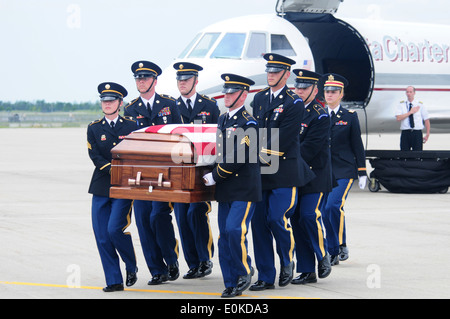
[91,195,136,286]
[323,179,353,255]
[218,201,254,288]
[292,192,328,273]
[134,200,179,276]
[174,202,214,270]
[252,188,297,284]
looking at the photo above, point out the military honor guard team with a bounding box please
[87,53,367,297]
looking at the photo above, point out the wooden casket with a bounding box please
[110,124,217,203]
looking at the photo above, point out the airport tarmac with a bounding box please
[0,127,449,300]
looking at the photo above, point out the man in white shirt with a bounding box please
[395,86,430,151]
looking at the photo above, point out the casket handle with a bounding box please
[136,172,142,186]
[128,171,171,188]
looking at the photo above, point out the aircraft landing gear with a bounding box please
[368,178,380,192]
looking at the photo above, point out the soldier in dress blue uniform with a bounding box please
[87,82,139,292]
[250,54,315,291]
[173,62,220,124]
[124,60,182,285]
[172,62,219,279]
[124,60,182,127]
[321,73,367,265]
[203,74,261,298]
[290,69,333,285]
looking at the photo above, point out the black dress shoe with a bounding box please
[236,267,254,293]
[249,280,275,291]
[126,268,138,287]
[102,283,124,292]
[168,262,179,281]
[339,245,349,261]
[183,267,199,279]
[291,273,317,285]
[318,253,332,279]
[221,287,241,298]
[279,261,294,287]
[148,274,168,285]
[330,254,340,266]
[197,260,213,278]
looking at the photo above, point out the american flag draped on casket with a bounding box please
[109,124,218,203]
[138,124,217,166]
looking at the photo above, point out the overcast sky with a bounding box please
[0,0,449,103]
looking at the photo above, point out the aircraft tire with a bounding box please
[368,178,380,192]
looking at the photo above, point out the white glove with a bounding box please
[202,172,216,186]
[358,176,367,189]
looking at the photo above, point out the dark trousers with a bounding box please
[174,202,214,269]
[323,179,353,255]
[251,187,297,284]
[91,195,136,286]
[133,200,178,276]
[218,201,254,288]
[400,130,423,151]
[292,192,328,273]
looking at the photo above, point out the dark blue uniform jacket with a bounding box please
[252,85,315,190]
[124,93,182,127]
[177,93,220,124]
[212,107,262,203]
[329,107,367,180]
[299,100,333,194]
[87,115,138,197]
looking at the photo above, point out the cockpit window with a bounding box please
[246,32,266,58]
[210,33,246,59]
[271,34,296,56]
[188,32,220,58]
[178,33,201,59]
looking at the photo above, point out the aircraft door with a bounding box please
[277,1,375,109]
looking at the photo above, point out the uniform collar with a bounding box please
[270,87,284,99]
[181,93,197,108]
[105,116,119,126]
[328,105,340,115]
[140,94,155,109]
[227,105,245,118]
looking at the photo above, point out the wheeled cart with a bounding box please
[365,150,450,193]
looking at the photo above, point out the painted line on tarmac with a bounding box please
[0,281,310,299]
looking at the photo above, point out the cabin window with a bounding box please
[188,32,220,58]
[246,32,266,58]
[271,34,296,56]
[178,33,201,59]
[210,33,246,59]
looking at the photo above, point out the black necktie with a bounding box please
[187,99,193,113]
[110,121,115,130]
[408,103,415,128]
[271,94,275,103]
[147,102,153,118]
[331,110,336,120]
